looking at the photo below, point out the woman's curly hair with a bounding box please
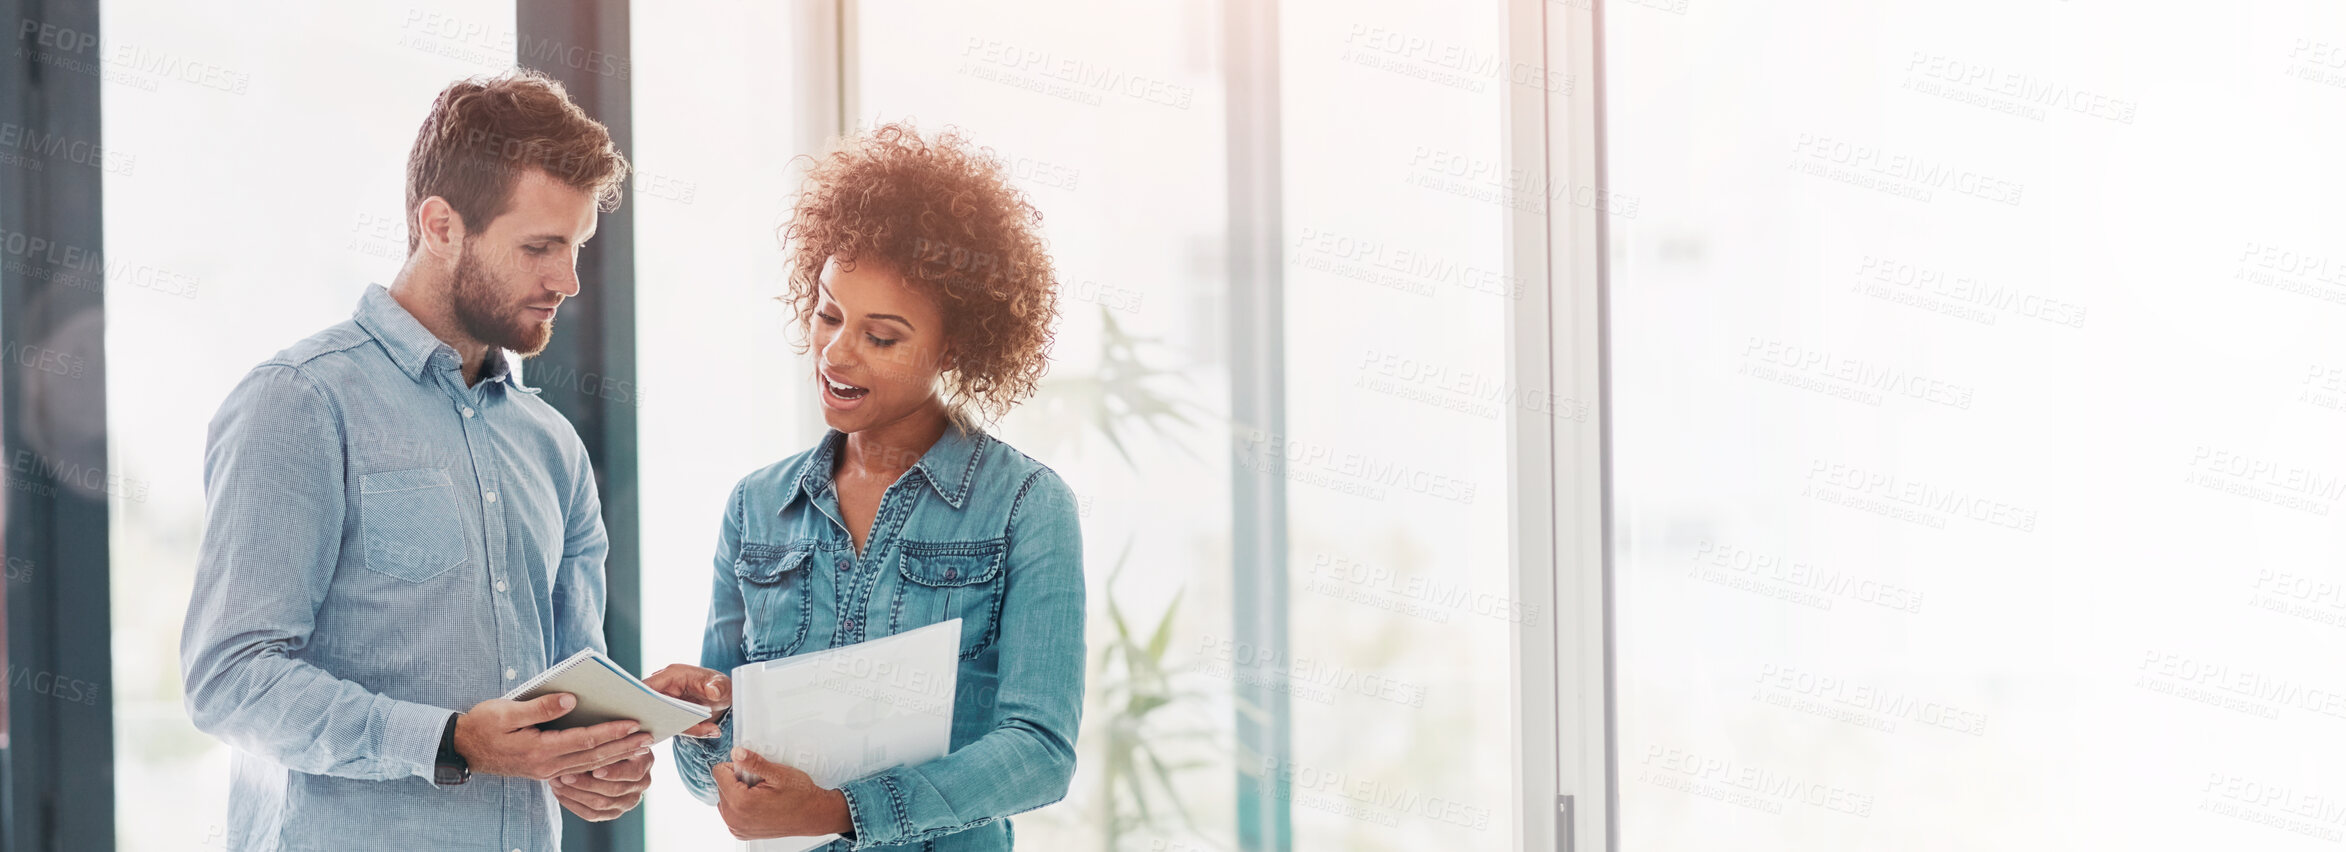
[780,122,1060,425]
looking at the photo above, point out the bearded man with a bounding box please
[180,70,655,851]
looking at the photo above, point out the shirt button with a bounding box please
[504,667,517,680]
[461,407,475,418]
[836,558,849,572]
[484,490,498,503]
[494,579,508,593]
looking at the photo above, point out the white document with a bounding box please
[731,618,962,852]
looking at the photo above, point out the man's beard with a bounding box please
[451,246,554,357]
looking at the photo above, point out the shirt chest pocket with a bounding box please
[892,538,1008,660]
[358,468,470,583]
[736,541,814,660]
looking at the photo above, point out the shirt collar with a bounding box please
[783,418,989,513]
[354,284,535,393]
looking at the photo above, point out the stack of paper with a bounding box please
[731,619,962,852]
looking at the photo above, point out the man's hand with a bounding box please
[552,749,654,821]
[713,747,854,840]
[454,693,652,780]
[642,664,732,738]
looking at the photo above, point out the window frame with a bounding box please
[1506,0,1615,850]
[2,0,117,846]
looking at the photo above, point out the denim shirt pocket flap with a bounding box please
[896,538,1007,588]
[734,542,811,585]
[359,467,454,494]
[357,467,466,583]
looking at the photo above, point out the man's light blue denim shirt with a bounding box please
[181,284,609,851]
[673,423,1086,850]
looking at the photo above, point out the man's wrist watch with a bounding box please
[435,712,470,786]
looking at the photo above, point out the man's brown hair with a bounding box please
[404,70,629,253]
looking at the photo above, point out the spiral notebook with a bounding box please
[502,648,713,743]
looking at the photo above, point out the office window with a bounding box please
[1279,0,1519,847]
[97,4,514,849]
[1607,2,2346,849]
[630,1,813,848]
[854,3,1239,847]
[852,1,1523,848]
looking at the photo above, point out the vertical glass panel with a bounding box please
[856,1,1526,848]
[1609,2,2346,849]
[856,2,1239,848]
[1280,0,1522,848]
[631,2,810,849]
[98,4,513,849]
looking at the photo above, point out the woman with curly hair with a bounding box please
[645,122,1082,850]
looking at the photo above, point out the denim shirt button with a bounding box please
[836,558,849,573]
[944,567,957,581]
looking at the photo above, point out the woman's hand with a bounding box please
[713,747,855,840]
[641,663,732,738]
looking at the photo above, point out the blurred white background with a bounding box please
[1609,0,2346,849]
[84,0,2346,849]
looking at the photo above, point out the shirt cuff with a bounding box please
[385,699,457,781]
[837,773,898,849]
